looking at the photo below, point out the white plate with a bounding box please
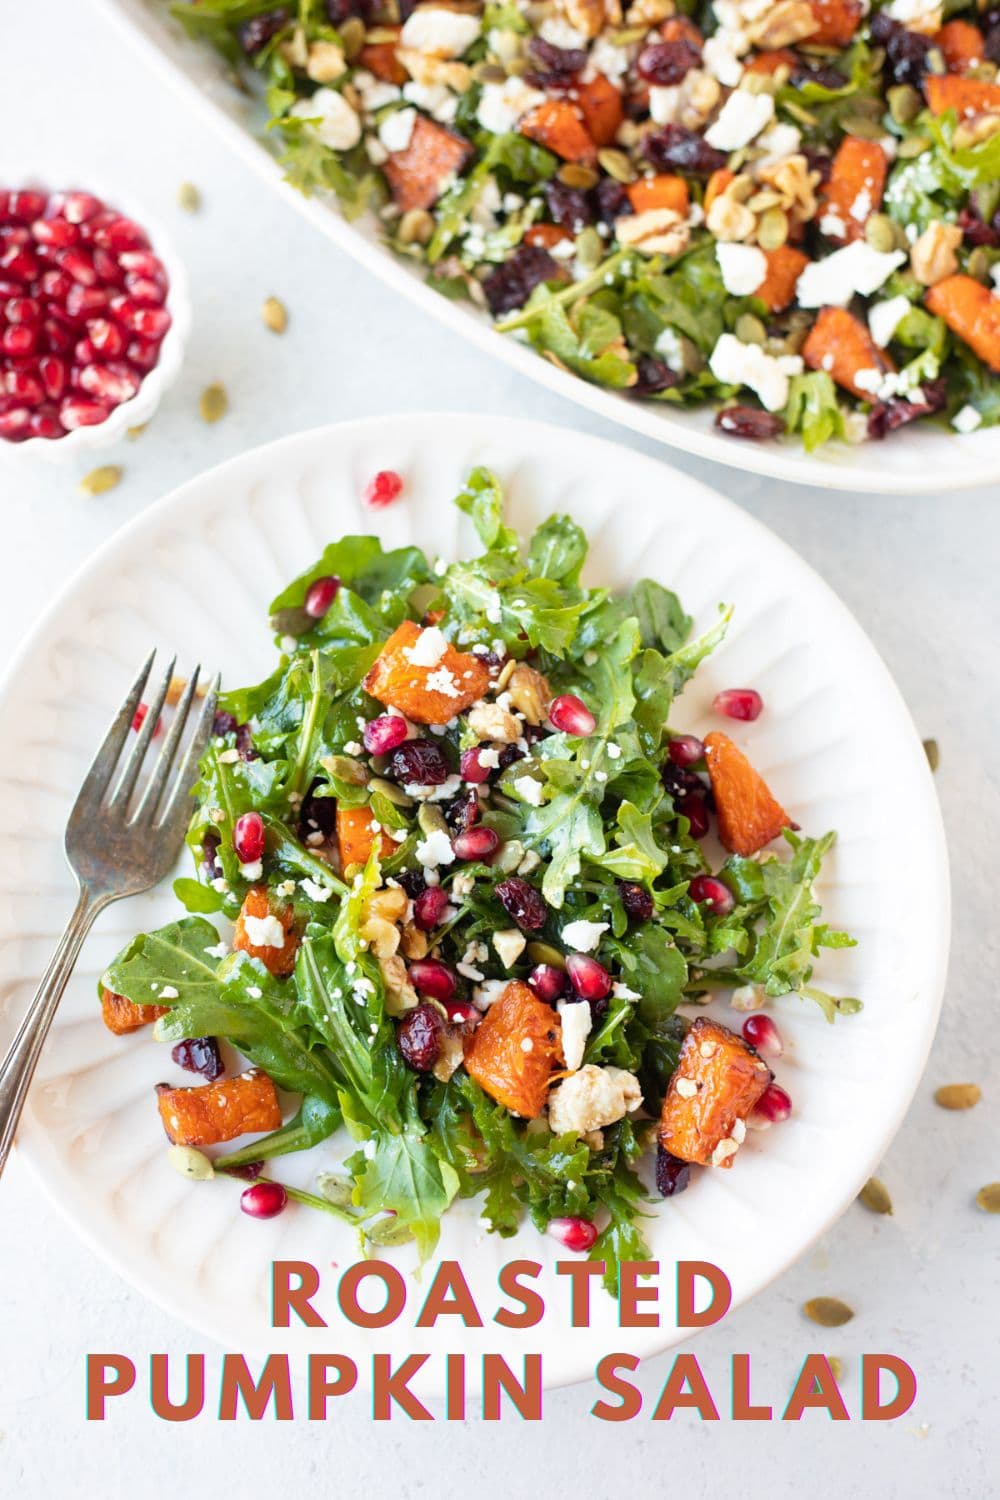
[94,0,998,494]
[2,414,949,1393]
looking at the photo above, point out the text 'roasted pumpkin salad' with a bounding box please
[175,0,1000,447]
[102,470,856,1282]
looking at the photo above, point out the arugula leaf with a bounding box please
[629,579,692,654]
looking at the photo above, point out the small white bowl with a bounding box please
[0,172,190,465]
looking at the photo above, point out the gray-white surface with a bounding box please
[1,4,997,1496]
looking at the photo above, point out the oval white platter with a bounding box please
[1,414,949,1392]
[94,0,997,494]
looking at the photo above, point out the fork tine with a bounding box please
[74,650,156,810]
[155,674,220,832]
[107,655,176,810]
[130,667,202,826]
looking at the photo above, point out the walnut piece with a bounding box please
[626,0,675,22]
[467,703,521,742]
[616,208,691,256]
[506,664,551,725]
[380,954,419,1015]
[748,0,819,48]
[706,175,757,242]
[557,0,619,38]
[306,40,346,82]
[910,221,962,285]
[397,47,471,90]
[755,153,819,225]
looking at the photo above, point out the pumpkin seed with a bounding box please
[417,803,448,838]
[976,1183,1000,1213]
[897,135,931,159]
[575,226,604,271]
[858,1177,893,1215]
[609,25,647,44]
[79,465,122,497]
[261,295,288,334]
[323,753,369,786]
[366,1215,415,1246]
[167,1145,214,1181]
[127,423,147,440]
[367,775,413,805]
[888,84,922,125]
[828,1356,844,1382]
[496,838,526,873]
[364,25,398,42]
[317,1170,355,1207]
[177,181,201,212]
[271,605,310,637]
[967,247,992,283]
[934,1082,981,1110]
[839,114,886,140]
[560,161,600,189]
[923,737,940,770]
[526,940,566,969]
[597,149,637,185]
[338,16,365,59]
[399,208,435,245]
[735,313,767,345]
[473,60,507,83]
[757,206,789,250]
[864,212,897,254]
[199,382,228,423]
[803,1297,855,1328]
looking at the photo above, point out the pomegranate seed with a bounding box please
[171,1036,224,1080]
[443,998,480,1029]
[73,340,96,367]
[40,268,72,302]
[396,1001,444,1071]
[125,274,166,307]
[125,336,160,371]
[364,469,404,508]
[655,1146,691,1197]
[60,192,103,224]
[548,693,596,736]
[1,325,37,357]
[79,361,139,404]
[6,190,47,222]
[92,247,124,286]
[668,734,705,767]
[132,702,164,736]
[4,296,40,324]
[363,714,408,755]
[60,397,110,429]
[5,369,43,405]
[0,245,39,281]
[65,283,109,321]
[413,884,451,931]
[27,410,64,439]
[618,880,654,921]
[688,874,734,915]
[452,825,500,861]
[304,574,340,618]
[0,408,30,441]
[681,791,710,839]
[460,746,493,784]
[240,1181,287,1219]
[41,318,72,354]
[31,216,79,249]
[528,963,565,1002]
[408,959,457,1002]
[565,953,611,1001]
[86,318,125,357]
[495,876,547,931]
[119,249,166,279]
[60,247,98,286]
[742,1014,783,1058]
[97,216,150,254]
[713,688,763,722]
[751,1082,791,1127]
[233,810,266,864]
[129,305,171,339]
[546,1216,598,1252]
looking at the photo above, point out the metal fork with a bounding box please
[0,652,219,1178]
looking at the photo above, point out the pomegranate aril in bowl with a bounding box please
[0,179,189,459]
[742,1013,784,1058]
[688,874,735,915]
[713,688,764,722]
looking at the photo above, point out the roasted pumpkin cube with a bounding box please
[935,18,985,72]
[382,115,473,212]
[463,981,563,1118]
[818,136,889,244]
[753,245,809,313]
[703,731,793,856]
[359,28,408,84]
[924,73,1000,117]
[336,804,396,872]
[806,0,862,46]
[744,47,797,75]
[156,1069,283,1147]
[802,305,895,400]
[627,173,690,217]
[101,986,167,1036]
[519,99,597,165]
[659,1017,772,1167]
[233,887,299,977]
[926,273,1000,373]
[363,619,490,724]
[575,74,624,147]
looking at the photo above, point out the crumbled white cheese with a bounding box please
[239,860,263,881]
[217,748,239,765]
[557,1000,592,1072]
[754,122,801,166]
[160,985,179,1000]
[493,928,527,968]
[401,80,458,123]
[378,106,417,155]
[702,30,746,87]
[704,89,773,151]
[204,942,229,960]
[342,740,362,756]
[649,85,682,126]
[709,333,803,412]
[473,979,509,1010]
[887,0,942,31]
[561,918,609,953]
[404,772,463,802]
[587,34,634,84]
[730,982,765,1012]
[299,877,332,903]
[952,403,983,433]
[400,7,480,57]
[415,828,456,868]
[716,242,767,296]
[512,774,544,806]
[243,913,286,949]
[850,187,872,223]
[611,981,641,1001]
[477,76,546,135]
[548,1065,643,1136]
[867,294,911,348]
[289,87,361,151]
[403,624,449,668]
[538,15,589,48]
[655,325,686,372]
[353,70,401,112]
[795,242,906,309]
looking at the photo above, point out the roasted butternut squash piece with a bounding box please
[524,222,574,250]
[745,47,797,75]
[382,115,473,212]
[806,0,862,46]
[703,731,792,856]
[926,273,1000,372]
[935,19,985,72]
[704,167,735,212]
[660,15,704,47]
[363,619,490,724]
[336,804,395,871]
[157,1069,283,1147]
[575,74,624,147]
[753,245,809,312]
[924,73,1000,116]
[463,981,563,1118]
[101,986,167,1036]
[802,305,895,399]
[233,887,299,977]
[519,100,597,165]
[359,28,408,84]
[627,173,690,217]
[659,1017,772,1167]
[819,136,889,244]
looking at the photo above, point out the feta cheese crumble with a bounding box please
[547,1065,642,1136]
[415,828,456,869]
[556,999,592,1072]
[709,333,803,412]
[477,77,546,136]
[716,242,768,297]
[243,913,287,948]
[952,404,983,433]
[289,87,361,151]
[560,918,609,953]
[795,242,906,309]
[868,293,912,348]
[403,625,449,668]
[704,89,774,151]
[399,7,480,57]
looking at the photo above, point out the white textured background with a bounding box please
[1,3,998,1496]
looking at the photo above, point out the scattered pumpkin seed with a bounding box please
[975,1183,1000,1213]
[934,1082,981,1110]
[803,1297,854,1328]
[967,247,993,283]
[322,753,370,786]
[366,1215,415,1246]
[923,737,940,771]
[166,1145,214,1181]
[575,225,605,272]
[560,160,600,189]
[398,208,435,246]
[79,464,122,497]
[338,16,365,59]
[858,1177,893,1215]
[757,206,789,251]
[261,296,288,334]
[838,114,885,140]
[473,60,507,83]
[897,135,931,159]
[317,1170,355,1207]
[735,312,767,345]
[200,382,228,423]
[610,24,647,44]
[177,181,201,213]
[417,803,448,838]
[596,148,636,185]
[126,423,147,440]
[888,84,922,125]
[526,940,566,969]
[864,213,897,254]
[367,775,413,805]
[496,838,527,873]
[828,1356,844,1382]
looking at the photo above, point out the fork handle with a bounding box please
[0,884,109,1178]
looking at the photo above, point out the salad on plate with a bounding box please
[101,467,856,1284]
[171,0,1000,447]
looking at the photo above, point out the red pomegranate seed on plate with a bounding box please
[713,688,763,722]
[688,874,734,915]
[240,1181,287,1219]
[460,746,493,784]
[452,825,499,861]
[413,884,451,931]
[304,573,340,619]
[6,190,47,222]
[60,192,103,224]
[668,734,705,767]
[132,702,163,736]
[364,469,404,508]
[750,1082,792,1127]
[408,959,458,1003]
[742,1013,783,1058]
[31,216,79,249]
[233,810,266,864]
[0,245,39,282]
[362,713,408,754]
[565,953,611,1001]
[546,1216,598,1252]
[548,693,596,736]
[528,963,565,1003]
[1,324,37,357]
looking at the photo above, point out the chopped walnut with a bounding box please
[748,0,819,48]
[380,954,419,1015]
[706,175,758,242]
[557,0,620,38]
[681,69,722,131]
[954,111,1000,149]
[755,153,820,225]
[506,664,551,725]
[400,922,430,960]
[626,0,675,21]
[364,885,409,923]
[910,221,963,285]
[396,47,471,90]
[306,40,346,82]
[360,913,400,960]
[467,702,521,742]
[616,208,691,256]
[433,1028,466,1083]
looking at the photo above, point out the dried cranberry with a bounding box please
[171,1036,224,1081]
[483,245,560,317]
[235,722,257,762]
[645,124,727,176]
[397,1002,444,1072]
[637,38,701,85]
[715,406,785,441]
[238,7,288,54]
[870,10,933,88]
[223,1160,265,1181]
[662,761,705,802]
[213,709,237,737]
[957,205,1000,248]
[656,1145,691,1197]
[495,876,547,931]
[299,779,337,842]
[497,742,525,770]
[801,145,833,184]
[633,354,680,396]
[867,379,947,439]
[528,37,588,74]
[544,180,595,230]
[986,21,1000,63]
[445,788,481,834]
[390,738,450,786]
[594,177,630,224]
[397,869,428,900]
[618,881,654,922]
[791,61,846,90]
[201,829,222,879]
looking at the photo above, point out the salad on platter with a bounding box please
[101,467,857,1283]
[171,0,1000,448]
